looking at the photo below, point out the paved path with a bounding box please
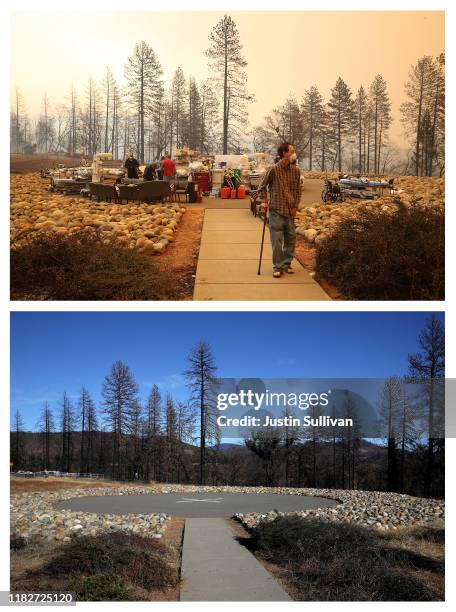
[193,208,330,301]
[57,492,337,518]
[185,179,324,209]
[180,518,291,601]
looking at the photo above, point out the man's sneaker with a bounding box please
[273,270,282,278]
[285,266,295,274]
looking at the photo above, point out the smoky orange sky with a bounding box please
[11,11,444,146]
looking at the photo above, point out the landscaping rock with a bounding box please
[10,483,444,543]
[10,173,186,253]
[296,172,444,244]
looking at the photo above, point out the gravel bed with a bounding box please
[11,484,444,543]
[233,487,444,531]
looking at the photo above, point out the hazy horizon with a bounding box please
[11,11,444,147]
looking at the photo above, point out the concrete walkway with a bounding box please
[193,209,330,301]
[180,518,291,601]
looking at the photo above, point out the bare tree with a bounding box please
[102,67,116,153]
[368,75,391,174]
[408,315,445,497]
[78,387,97,473]
[378,377,403,491]
[102,360,139,479]
[12,409,25,471]
[12,88,25,153]
[184,339,218,484]
[67,87,79,155]
[145,385,162,481]
[354,86,368,173]
[36,403,54,471]
[60,392,75,472]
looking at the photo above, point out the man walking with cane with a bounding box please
[257,142,301,278]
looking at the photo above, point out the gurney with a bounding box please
[339,177,389,189]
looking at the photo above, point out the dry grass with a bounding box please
[11,228,179,301]
[315,205,444,300]
[10,154,85,174]
[244,516,444,601]
[10,477,122,494]
[11,532,181,602]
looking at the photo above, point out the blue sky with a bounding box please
[10,311,443,430]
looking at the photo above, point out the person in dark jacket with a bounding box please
[124,154,140,179]
[156,157,165,180]
[143,163,157,181]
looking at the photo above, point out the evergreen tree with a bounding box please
[302,86,325,170]
[125,42,163,162]
[206,15,253,153]
[327,77,356,172]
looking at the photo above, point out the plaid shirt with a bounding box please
[258,159,301,217]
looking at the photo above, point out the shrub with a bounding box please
[42,533,178,590]
[22,532,179,602]
[10,534,27,550]
[315,205,444,300]
[249,516,443,601]
[69,572,138,602]
[11,228,178,300]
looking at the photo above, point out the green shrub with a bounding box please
[315,205,444,300]
[11,228,178,300]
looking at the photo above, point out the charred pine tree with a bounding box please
[185,339,218,485]
[408,315,445,497]
[102,360,139,480]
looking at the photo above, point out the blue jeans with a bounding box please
[268,208,296,272]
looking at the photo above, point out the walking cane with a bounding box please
[257,199,268,276]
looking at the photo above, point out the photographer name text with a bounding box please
[217,415,354,428]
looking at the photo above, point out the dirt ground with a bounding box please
[10,155,86,174]
[10,477,124,494]
[154,208,204,300]
[11,478,185,602]
[294,237,344,300]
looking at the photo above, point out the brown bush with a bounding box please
[250,516,444,601]
[10,228,178,301]
[315,205,444,300]
[20,532,179,601]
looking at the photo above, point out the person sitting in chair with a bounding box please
[143,163,157,181]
